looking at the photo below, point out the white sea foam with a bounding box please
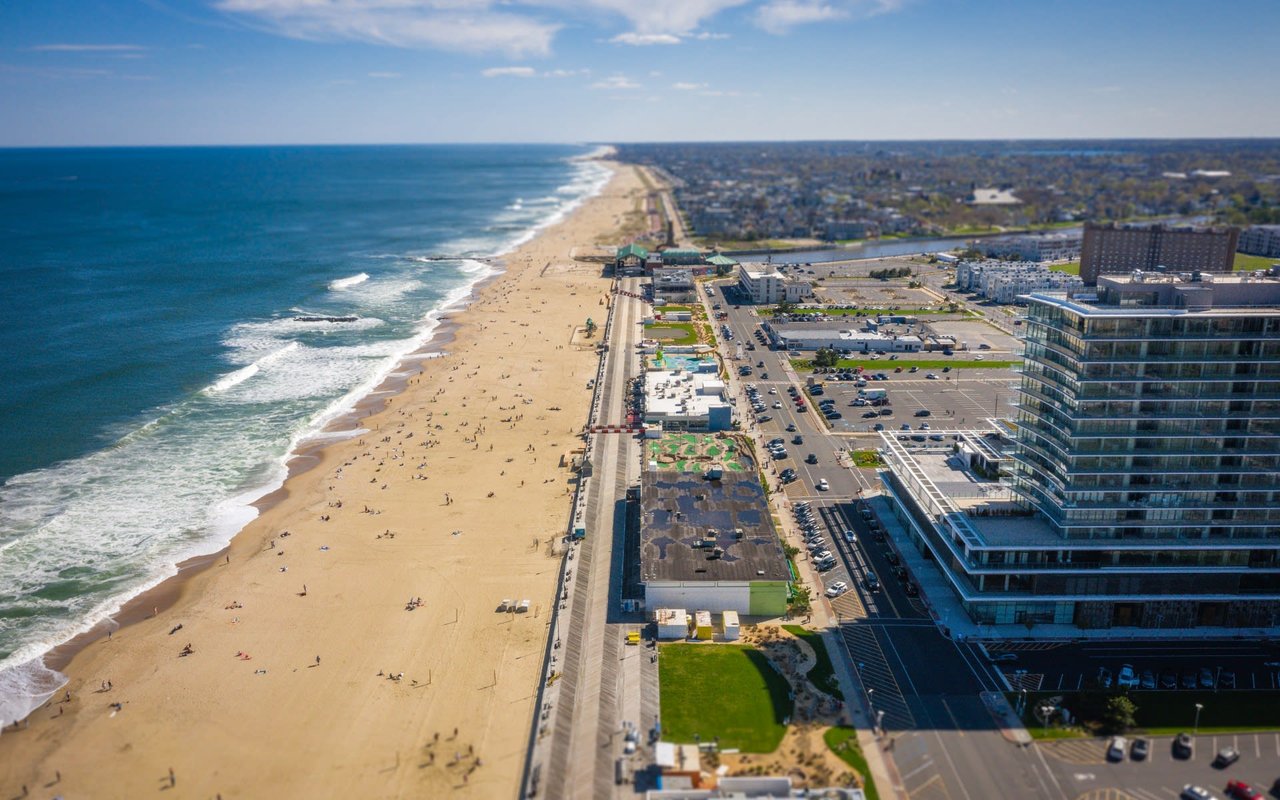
[328,272,370,290]
[0,658,67,731]
[206,342,300,393]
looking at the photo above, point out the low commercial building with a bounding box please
[643,369,733,432]
[651,268,697,303]
[639,471,791,616]
[763,322,923,353]
[616,243,649,274]
[737,265,813,305]
[982,232,1082,262]
[1239,225,1280,259]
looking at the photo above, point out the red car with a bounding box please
[1225,780,1263,800]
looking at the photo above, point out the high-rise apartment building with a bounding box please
[1079,222,1239,284]
[879,271,1280,630]
[1239,225,1280,259]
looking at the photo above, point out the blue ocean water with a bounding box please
[0,144,612,724]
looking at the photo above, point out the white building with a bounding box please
[737,264,813,305]
[982,232,1082,262]
[651,268,698,303]
[955,260,1083,304]
[764,323,923,353]
[1239,225,1280,259]
[643,369,733,432]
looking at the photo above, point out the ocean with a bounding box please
[0,144,612,726]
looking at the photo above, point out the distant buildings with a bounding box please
[737,265,813,305]
[968,187,1021,205]
[954,260,1083,304]
[880,270,1280,631]
[639,471,791,615]
[1239,225,1280,259]
[1079,221,1239,284]
[821,219,879,241]
[981,231,1082,262]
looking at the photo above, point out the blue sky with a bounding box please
[1,0,1277,146]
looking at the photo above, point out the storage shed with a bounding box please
[722,610,740,641]
[654,608,689,640]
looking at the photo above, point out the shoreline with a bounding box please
[0,162,640,798]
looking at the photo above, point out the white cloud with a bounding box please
[590,74,640,90]
[29,43,148,52]
[583,0,749,36]
[672,81,706,90]
[367,71,401,78]
[214,0,560,57]
[610,32,680,46]
[754,0,905,34]
[692,31,731,40]
[482,66,538,78]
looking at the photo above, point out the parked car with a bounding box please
[1140,670,1156,690]
[1097,667,1113,689]
[1214,745,1240,767]
[914,409,932,417]
[904,582,919,597]
[1224,780,1262,800]
[1199,667,1216,689]
[883,550,900,566]
[1173,732,1195,759]
[989,653,1018,663]
[1181,670,1198,689]
[1180,786,1215,800]
[1160,670,1178,690]
[1117,664,1139,689]
[1219,670,1236,689]
[1106,736,1128,761]
[1130,737,1149,760]
[826,581,848,598]
[864,572,880,591]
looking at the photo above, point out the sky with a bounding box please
[1,0,1278,146]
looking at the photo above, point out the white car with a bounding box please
[772,401,782,408]
[817,479,830,491]
[825,581,848,598]
[1117,664,1139,689]
[1106,736,1127,762]
[843,529,857,543]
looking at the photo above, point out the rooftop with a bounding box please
[640,471,791,584]
[644,370,730,420]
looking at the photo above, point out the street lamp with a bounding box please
[1194,703,1204,734]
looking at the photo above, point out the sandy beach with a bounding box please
[0,163,644,799]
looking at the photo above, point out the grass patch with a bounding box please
[659,644,793,752]
[781,625,841,697]
[823,727,880,800]
[850,450,883,468]
[1049,260,1081,275]
[794,358,1018,371]
[1235,252,1280,271]
[644,321,698,346]
[1010,690,1280,737]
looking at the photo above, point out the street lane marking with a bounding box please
[899,755,935,782]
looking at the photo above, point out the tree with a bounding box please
[776,300,797,315]
[814,348,840,368]
[1104,696,1138,733]
[788,585,812,617]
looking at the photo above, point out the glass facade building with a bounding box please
[881,272,1280,630]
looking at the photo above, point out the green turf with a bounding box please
[659,644,793,752]
[823,727,880,800]
[850,450,883,468]
[773,307,955,316]
[781,625,841,697]
[795,358,1018,371]
[1049,260,1081,275]
[644,322,698,346]
[1235,252,1280,271]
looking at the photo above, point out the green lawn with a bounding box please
[850,450,883,468]
[1235,252,1279,271]
[1010,690,1280,737]
[644,322,698,346]
[781,625,841,697]
[823,727,880,800]
[794,358,1018,371]
[659,644,793,752]
[1049,260,1081,275]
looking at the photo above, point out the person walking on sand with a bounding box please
[315,655,321,666]
[168,767,176,787]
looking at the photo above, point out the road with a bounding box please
[707,278,1070,800]
[528,277,650,798]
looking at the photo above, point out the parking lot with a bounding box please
[801,366,1020,434]
[994,639,1280,694]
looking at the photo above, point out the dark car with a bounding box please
[1160,670,1178,690]
[892,566,909,582]
[884,550,900,566]
[864,572,880,591]
[914,409,931,417]
[1173,732,1194,759]
[1180,671,1198,689]
[1130,737,1149,761]
[1213,745,1240,767]
[904,582,919,597]
[805,453,818,464]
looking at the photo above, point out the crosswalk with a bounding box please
[1041,738,1106,765]
[839,624,917,732]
